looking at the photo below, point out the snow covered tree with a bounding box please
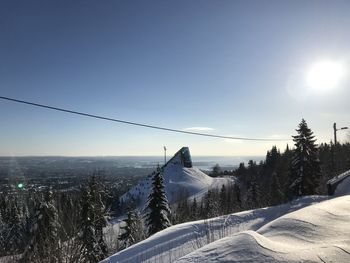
[202,189,219,218]
[7,199,24,255]
[269,172,284,205]
[190,197,198,220]
[290,119,321,197]
[145,165,171,236]
[0,211,5,255]
[233,183,242,211]
[219,184,227,214]
[21,190,61,263]
[118,210,145,249]
[246,180,260,209]
[79,176,108,263]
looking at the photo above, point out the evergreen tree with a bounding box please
[270,172,284,205]
[190,198,198,220]
[219,184,227,214]
[0,210,5,255]
[7,198,24,255]
[118,210,144,249]
[203,189,219,218]
[22,190,61,263]
[145,165,171,236]
[290,119,321,197]
[79,176,108,263]
[233,183,242,211]
[246,180,259,209]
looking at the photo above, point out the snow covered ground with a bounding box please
[176,195,350,263]
[102,170,350,263]
[120,164,233,208]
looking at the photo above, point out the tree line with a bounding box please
[172,119,350,223]
[1,119,349,261]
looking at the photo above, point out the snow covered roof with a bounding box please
[327,169,350,185]
[327,169,350,195]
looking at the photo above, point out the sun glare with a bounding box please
[306,60,345,91]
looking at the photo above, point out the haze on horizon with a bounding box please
[0,0,349,157]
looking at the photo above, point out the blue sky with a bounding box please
[0,0,349,156]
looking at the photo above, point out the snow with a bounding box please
[331,169,350,196]
[101,196,327,263]
[176,195,350,263]
[327,169,350,185]
[120,163,233,208]
[102,170,350,263]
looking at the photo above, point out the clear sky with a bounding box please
[0,0,349,156]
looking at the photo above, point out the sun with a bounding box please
[306,60,345,91]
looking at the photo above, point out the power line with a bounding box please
[0,96,291,141]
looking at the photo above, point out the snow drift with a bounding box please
[102,169,350,263]
[101,196,328,263]
[176,195,350,262]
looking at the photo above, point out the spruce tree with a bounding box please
[203,189,219,218]
[22,190,61,263]
[118,210,144,249]
[79,176,108,263]
[233,183,242,212]
[290,119,321,197]
[190,198,198,220]
[145,165,171,236]
[246,180,259,209]
[7,199,23,255]
[270,172,284,205]
[0,210,5,255]
[219,184,227,215]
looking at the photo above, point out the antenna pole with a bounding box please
[164,146,167,165]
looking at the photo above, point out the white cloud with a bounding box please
[183,127,215,132]
[269,134,289,139]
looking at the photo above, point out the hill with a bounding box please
[120,147,233,208]
[102,169,350,263]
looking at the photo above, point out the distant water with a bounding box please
[0,155,264,173]
[191,156,263,170]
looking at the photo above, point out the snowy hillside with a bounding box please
[102,170,350,263]
[177,194,350,262]
[120,147,233,207]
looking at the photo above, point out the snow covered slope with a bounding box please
[121,165,233,207]
[120,148,233,207]
[101,196,327,263]
[102,171,350,263]
[176,195,350,263]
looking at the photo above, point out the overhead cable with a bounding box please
[0,96,291,141]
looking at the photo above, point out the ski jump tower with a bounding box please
[164,147,193,168]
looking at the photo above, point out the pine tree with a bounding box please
[0,210,5,255]
[233,183,242,212]
[145,165,171,236]
[190,198,198,220]
[290,119,321,197]
[203,189,219,218]
[7,199,23,255]
[118,210,144,249]
[22,190,61,263]
[246,180,260,209]
[79,176,108,263]
[270,172,284,205]
[219,184,227,215]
